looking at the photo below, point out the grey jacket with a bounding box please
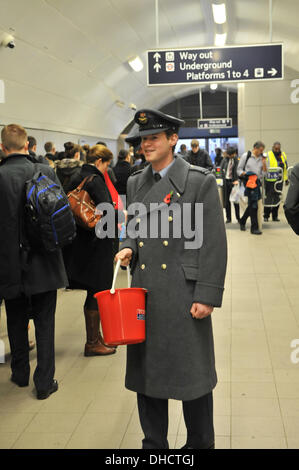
[237,151,266,179]
[122,156,227,400]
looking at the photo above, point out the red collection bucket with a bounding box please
[94,259,147,345]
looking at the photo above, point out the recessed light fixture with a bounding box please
[128,56,144,72]
[215,33,227,47]
[212,3,227,24]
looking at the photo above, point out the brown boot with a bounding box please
[83,308,116,356]
[97,330,118,349]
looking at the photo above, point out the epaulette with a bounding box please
[130,168,144,177]
[189,165,211,175]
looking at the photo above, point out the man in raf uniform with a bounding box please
[115,109,227,449]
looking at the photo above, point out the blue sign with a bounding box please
[147,43,283,86]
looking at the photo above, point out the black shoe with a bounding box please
[272,218,280,222]
[251,229,262,235]
[239,222,246,231]
[36,379,58,400]
[11,375,29,387]
[181,443,215,449]
[225,219,231,224]
[264,217,269,222]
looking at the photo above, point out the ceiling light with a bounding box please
[128,56,144,72]
[210,83,218,90]
[215,33,227,47]
[212,3,227,24]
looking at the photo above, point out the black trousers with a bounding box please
[264,205,280,220]
[264,181,282,220]
[240,202,258,232]
[5,290,57,391]
[225,180,240,221]
[137,392,214,449]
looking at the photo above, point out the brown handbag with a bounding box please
[67,175,102,230]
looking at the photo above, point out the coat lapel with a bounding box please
[133,156,190,213]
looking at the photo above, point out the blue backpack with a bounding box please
[24,171,76,252]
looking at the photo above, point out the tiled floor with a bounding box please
[1,209,299,449]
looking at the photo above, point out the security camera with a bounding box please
[1,33,15,49]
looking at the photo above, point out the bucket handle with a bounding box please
[110,259,131,294]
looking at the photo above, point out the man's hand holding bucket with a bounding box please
[115,248,133,267]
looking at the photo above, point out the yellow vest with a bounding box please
[266,151,288,181]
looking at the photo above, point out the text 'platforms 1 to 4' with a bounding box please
[147,44,283,86]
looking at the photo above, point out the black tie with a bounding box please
[154,173,161,182]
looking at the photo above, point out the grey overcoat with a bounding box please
[122,156,227,401]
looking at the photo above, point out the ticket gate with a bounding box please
[214,166,224,207]
[262,166,284,208]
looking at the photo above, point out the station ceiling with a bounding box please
[0,0,298,139]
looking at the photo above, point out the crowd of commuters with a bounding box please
[176,139,288,235]
[0,117,291,449]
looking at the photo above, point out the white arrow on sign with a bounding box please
[153,52,161,62]
[267,68,277,76]
[154,63,161,73]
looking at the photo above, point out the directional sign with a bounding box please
[198,118,232,129]
[147,43,283,86]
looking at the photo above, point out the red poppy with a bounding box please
[164,190,173,204]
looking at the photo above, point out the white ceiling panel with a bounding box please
[89,55,123,81]
[47,0,143,61]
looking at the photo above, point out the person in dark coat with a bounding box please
[65,144,124,357]
[220,147,240,223]
[237,141,267,235]
[264,141,289,222]
[113,149,132,196]
[125,135,149,175]
[44,141,58,163]
[0,124,68,399]
[214,148,223,167]
[185,139,214,170]
[55,144,83,193]
[115,109,227,449]
[27,136,49,165]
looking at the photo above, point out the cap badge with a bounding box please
[138,112,148,124]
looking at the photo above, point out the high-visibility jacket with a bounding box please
[266,151,288,182]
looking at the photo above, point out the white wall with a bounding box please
[0,124,118,157]
[238,68,299,167]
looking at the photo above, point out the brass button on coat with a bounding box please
[136,218,141,223]
[163,240,168,246]
[139,242,144,247]
[141,264,146,270]
[161,264,167,270]
[168,216,173,222]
